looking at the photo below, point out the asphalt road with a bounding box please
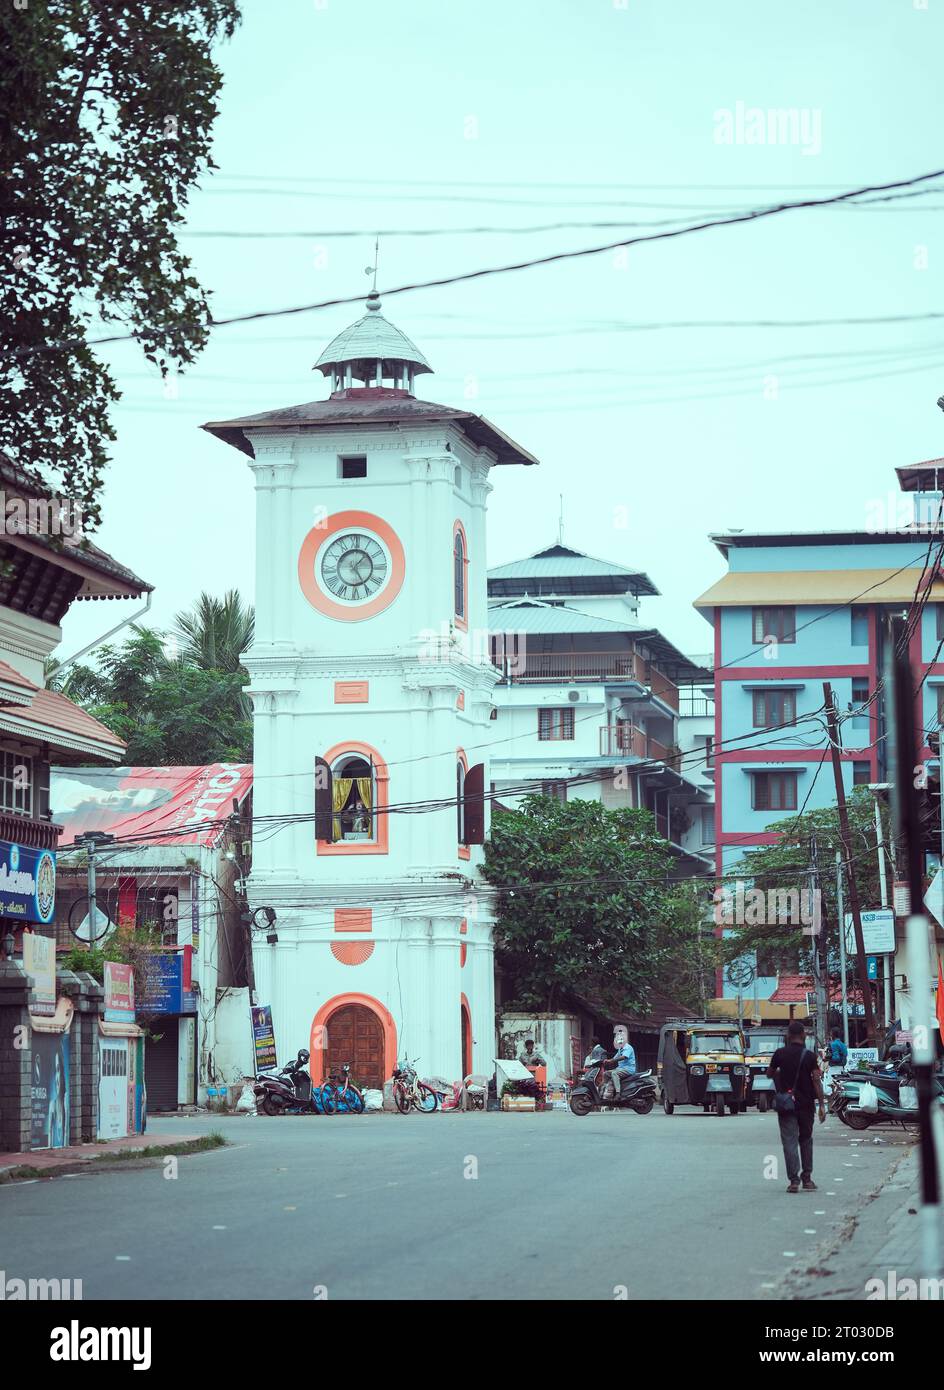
[1,1108,911,1301]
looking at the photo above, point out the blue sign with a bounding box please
[141,952,196,1016]
[867,956,878,981]
[0,840,56,923]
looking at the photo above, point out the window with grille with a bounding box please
[751,771,798,812]
[752,607,796,644]
[541,781,568,801]
[751,688,797,729]
[538,708,575,740]
[0,750,32,814]
[853,761,871,786]
[851,678,870,730]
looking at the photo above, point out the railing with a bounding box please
[0,810,61,851]
[598,725,681,766]
[679,696,715,718]
[491,649,678,706]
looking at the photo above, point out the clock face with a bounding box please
[298,511,405,621]
[319,531,389,602]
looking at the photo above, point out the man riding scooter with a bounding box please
[605,1027,637,1102]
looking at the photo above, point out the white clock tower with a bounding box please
[204,293,537,1089]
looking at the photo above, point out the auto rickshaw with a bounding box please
[743,1028,786,1112]
[657,1019,748,1116]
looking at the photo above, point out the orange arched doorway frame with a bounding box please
[310,992,398,1085]
[460,993,473,1078]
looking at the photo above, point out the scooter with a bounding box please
[253,1048,336,1116]
[832,1058,944,1130]
[569,1058,657,1116]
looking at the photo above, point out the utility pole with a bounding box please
[823,682,878,1043]
[885,612,941,1279]
[809,832,828,1049]
[836,850,850,1050]
[73,831,116,944]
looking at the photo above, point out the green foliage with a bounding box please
[483,795,717,1016]
[61,944,105,980]
[1,1,240,526]
[721,788,891,968]
[47,591,253,762]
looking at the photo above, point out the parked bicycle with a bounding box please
[327,1062,365,1114]
[392,1057,439,1113]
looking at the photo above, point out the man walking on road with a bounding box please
[767,1020,826,1194]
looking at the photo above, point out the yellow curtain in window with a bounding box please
[333,777,352,841]
[355,777,372,810]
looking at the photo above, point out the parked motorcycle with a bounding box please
[253,1048,336,1116]
[569,1059,657,1116]
[832,1054,944,1130]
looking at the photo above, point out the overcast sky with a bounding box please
[62,0,944,665]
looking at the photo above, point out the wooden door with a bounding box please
[325,1004,385,1090]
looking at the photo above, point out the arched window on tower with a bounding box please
[331,754,375,842]
[457,758,466,845]
[453,522,468,628]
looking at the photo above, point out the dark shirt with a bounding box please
[769,1043,818,1107]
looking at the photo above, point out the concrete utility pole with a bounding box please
[809,832,828,1048]
[823,682,878,1044]
[885,612,941,1279]
[836,850,850,1049]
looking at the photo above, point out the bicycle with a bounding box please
[391,1057,439,1113]
[327,1062,365,1114]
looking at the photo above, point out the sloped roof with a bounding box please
[487,601,639,635]
[53,764,253,849]
[0,687,126,760]
[203,395,538,466]
[488,544,658,597]
[314,308,431,375]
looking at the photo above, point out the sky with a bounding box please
[61,0,944,666]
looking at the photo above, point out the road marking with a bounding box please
[783,1251,796,1257]
[212,1224,227,1229]
[115,1256,131,1262]
[283,1207,296,1212]
[814,1210,826,1214]
[804,1228,817,1234]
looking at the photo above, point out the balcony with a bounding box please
[0,810,61,851]
[491,649,678,706]
[679,695,715,718]
[598,724,679,766]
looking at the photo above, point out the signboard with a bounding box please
[141,950,196,1016]
[0,840,56,924]
[22,930,56,1016]
[896,1030,913,1047]
[103,961,135,1024]
[31,1031,70,1149]
[867,956,878,981]
[844,909,895,956]
[847,1046,880,1068]
[924,867,944,927]
[893,881,910,918]
[97,1038,129,1140]
[251,1005,277,1071]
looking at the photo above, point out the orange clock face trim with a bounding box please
[298,510,406,621]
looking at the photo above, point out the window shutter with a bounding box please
[463,762,485,844]
[314,757,334,841]
[36,758,50,820]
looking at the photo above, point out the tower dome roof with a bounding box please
[314,292,432,379]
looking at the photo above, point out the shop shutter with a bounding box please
[144,1026,179,1110]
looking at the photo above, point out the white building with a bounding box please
[487,545,714,875]
[204,294,536,1088]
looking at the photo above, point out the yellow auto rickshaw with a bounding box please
[657,1019,749,1116]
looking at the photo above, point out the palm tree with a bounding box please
[171,591,254,673]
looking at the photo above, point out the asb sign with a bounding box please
[0,839,56,924]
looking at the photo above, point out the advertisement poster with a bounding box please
[31,1032,70,1149]
[22,929,56,1016]
[252,1005,277,1071]
[0,841,57,924]
[104,960,135,1024]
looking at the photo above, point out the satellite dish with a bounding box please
[68,896,116,945]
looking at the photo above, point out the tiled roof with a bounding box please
[489,544,651,582]
[0,660,38,693]
[3,688,125,752]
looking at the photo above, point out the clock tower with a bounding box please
[204,293,537,1088]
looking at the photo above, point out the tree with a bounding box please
[719,788,892,972]
[1,1,240,528]
[172,589,254,719]
[482,795,717,1016]
[49,602,253,763]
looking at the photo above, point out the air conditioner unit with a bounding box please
[567,690,582,703]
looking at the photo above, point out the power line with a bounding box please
[16,167,944,362]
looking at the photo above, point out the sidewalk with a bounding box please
[0,1132,203,1178]
[786,1144,944,1299]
